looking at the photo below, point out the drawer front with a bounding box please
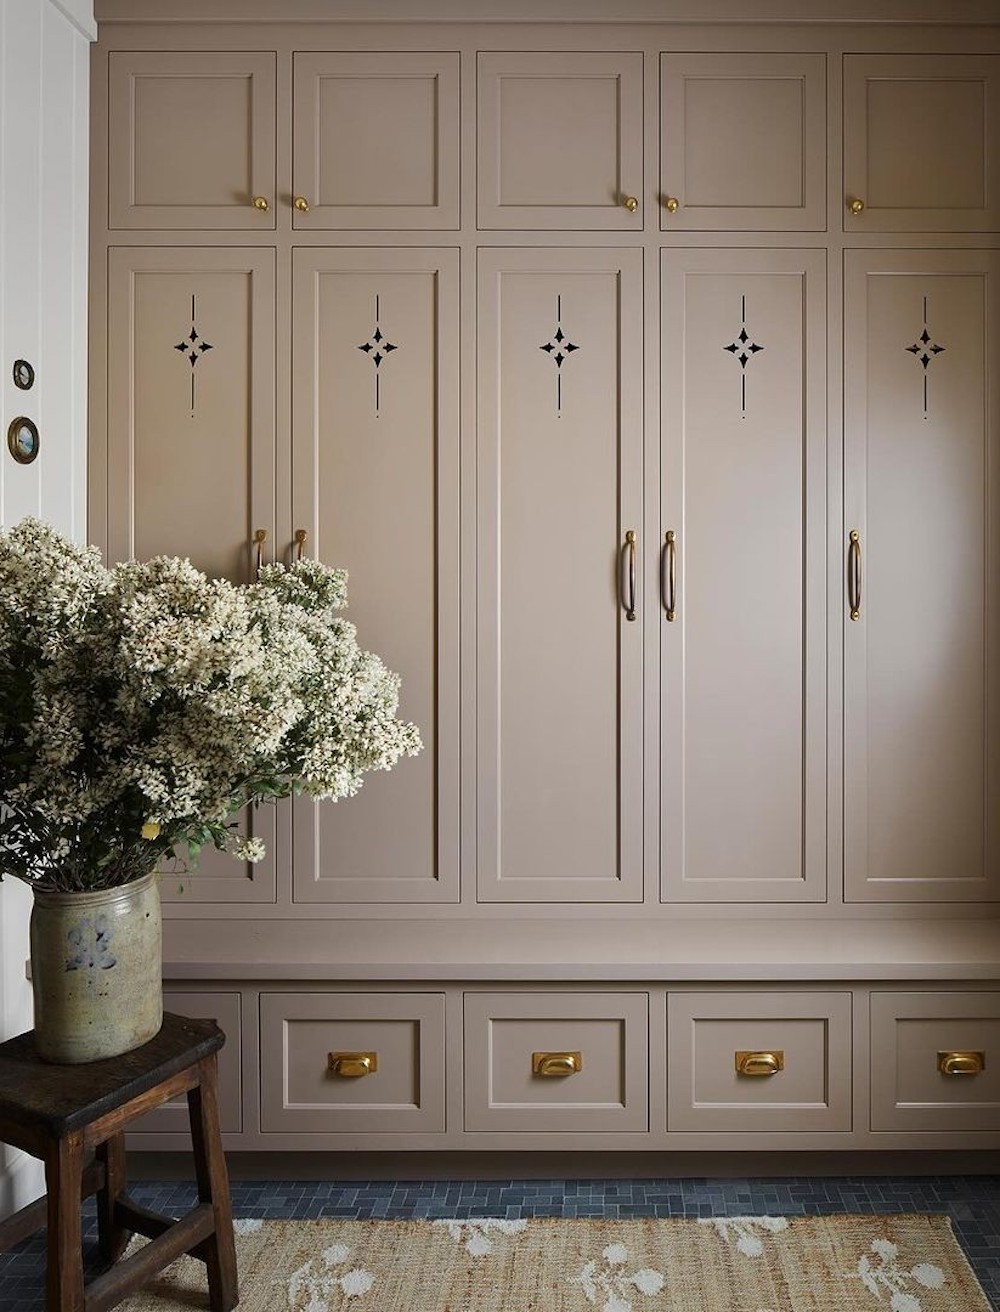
[133,992,242,1134]
[260,992,445,1133]
[464,992,648,1132]
[668,992,852,1132]
[871,992,1000,1132]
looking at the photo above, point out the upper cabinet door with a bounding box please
[845,251,1000,903]
[290,248,460,903]
[292,53,460,230]
[108,52,276,230]
[660,249,828,903]
[660,53,826,231]
[477,52,643,230]
[844,55,1000,232]
[477,248,644,902]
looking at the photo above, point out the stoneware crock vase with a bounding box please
[29,871,163,1063]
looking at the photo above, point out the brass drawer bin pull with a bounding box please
[328,1051,378,1078]
[532,1051,583,1077]
[938,1050,985,1077]
[735,1050,785,1077]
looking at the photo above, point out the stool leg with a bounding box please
[96,1132,130,1264]
[44,1130,85,1312]
[187,1055,238,1312]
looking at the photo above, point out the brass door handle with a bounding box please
[848,196,865,215]
[848,529,862,620]
[938,1050,985,1077]
[622,195,639,213]
[532,1051,583,1077]
[294,196,310,213]
[251,196,270,212]
[662,530,677,621]
[294,528,308,562]
[328,1051,378,1078]
[735,1050,785,1077]
[664,196,680,213]
[253,527,268,577]
[621,530,637,622]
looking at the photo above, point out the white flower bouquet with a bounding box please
[0,518,421,894]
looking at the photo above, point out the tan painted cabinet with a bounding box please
[844,55,1000,232]
[660,249,828,902]
[476,248,644,902]
[290,248,460,903]
[844,250,1000,903]
[660,53,827,231]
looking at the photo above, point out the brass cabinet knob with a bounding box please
[848,197,865,215]
[328,1051,378,1078]
[294,196,311,213]
[735,1050,785,1077]
[664,196,680,214]
[532,1050,583,1077]
[938,1050,985,1077]
[251,195,270,212]
[622,195,639,213]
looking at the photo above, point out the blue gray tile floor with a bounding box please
[1,1175,998,1310]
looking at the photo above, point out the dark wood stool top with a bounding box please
[0,1013,224,1137]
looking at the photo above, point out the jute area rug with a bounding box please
[119,1213,991,1312]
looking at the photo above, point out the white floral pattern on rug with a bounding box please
[571,1240,666,1312]
[699,1216,789,1258]
[845,1238,946,1312]
[283,1242,375,1309]
[431,1217,529,1256]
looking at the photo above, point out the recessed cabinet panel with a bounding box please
[660,54,826,231]
[668,992,852,1132]
[464,991,648,1132]
[291,249,459,903]
[871,992,1000,1132]
[106,247,278,905]
[660,250,827,902]
[477,53,643,230]
[844,56,1000,231]
[844,252,1000,901]
[260,992,446,1133]
[292,53,459,229]
[131,993,242,1135]
[477,249,644,902]
[109,52,276,230]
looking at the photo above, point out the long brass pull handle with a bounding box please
[532,1051,583,1077]
[938,1050,985,1077]
[736,1050,785,1077]
[848,529,862,621]
[621,530,637,622]
[253,527,268,578]
[328,1051,378,1078]
[662,531,677,621]
[294,528,308,562]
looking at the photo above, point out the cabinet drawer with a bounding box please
[133,992,242,1135]
[260,992,445,1133]
[871,992,1000,1132]
[464,992,648,1132]
[667,992,852,1132]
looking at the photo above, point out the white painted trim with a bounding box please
[48,0,97,42]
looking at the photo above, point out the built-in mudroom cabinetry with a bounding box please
[88,1,1000,1156]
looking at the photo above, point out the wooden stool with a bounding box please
[0,1012,238,1312]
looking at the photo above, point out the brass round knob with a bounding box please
[664,196,680,214]
[849,196,865,215]
[622,195,639,213]
[251,196,270,212]
[294,196,310,213]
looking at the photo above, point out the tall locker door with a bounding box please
[660,249,827,903]
[477,248,644,902]
[291,248,460,903]
[844,250,1000,903]
[105,247,278,904]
